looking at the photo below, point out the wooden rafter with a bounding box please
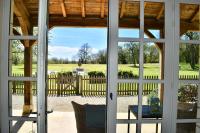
[120,1,126,18]
[13,0,31,34]
[13,0,32,47]
[144,2,147,9]
[156,5,164,20]
[100,0,105,18]
[190,6,199,22]
[60,0,67,17]
[81,0,86,18]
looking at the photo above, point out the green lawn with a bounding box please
[12,63,199,76]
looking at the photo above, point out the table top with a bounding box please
[129,105,162,118]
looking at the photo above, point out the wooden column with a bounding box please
[160,29,165,104]
[23,45,33,115]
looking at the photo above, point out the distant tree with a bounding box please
[12,40,23,65]
[125,42,140,66]
[183,32,199,70]
[96,49,107,64]
[118,46,128,64]
[77,43,91,64]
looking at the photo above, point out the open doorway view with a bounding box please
[47,1,108,132]
[47,28,108,132]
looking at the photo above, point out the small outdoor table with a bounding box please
[128,105,162,133]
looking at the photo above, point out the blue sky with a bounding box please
[48,27,159,60]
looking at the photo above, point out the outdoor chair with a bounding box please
[71,101,106,133]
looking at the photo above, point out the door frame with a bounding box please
[0,0,49,132]
[107,0,175,133]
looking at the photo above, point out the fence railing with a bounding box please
[10,74,198,96]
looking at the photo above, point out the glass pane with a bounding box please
[9,81,37,117]
[10,0,39,36]
[144,2,165,39]
[180,3,200,40]
[143,43,165,79]
[117,124,136,133]
[9,40,38,77]
[142,83,163,120]
[141,124,161,133]
[117,83,138,119]
[118,42,140,79]
[10,120,37,133]
[177,84,200,119]
[119,1,140,38]
[177,123,200,133]
[179,43,199,80]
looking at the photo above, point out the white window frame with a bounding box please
[0,0,48,132]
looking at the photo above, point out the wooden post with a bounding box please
[23,45,33,115]
[160,29,165,104]
[76,75,80,95]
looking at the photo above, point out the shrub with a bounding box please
[88,71,105,77]
[58,71,73,76]
[178,84,197,102]
[88,71,105,84]
[118,71,138,78]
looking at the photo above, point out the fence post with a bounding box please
[76,75,80,95]
[57,76,61,96]
[13,81,16,94]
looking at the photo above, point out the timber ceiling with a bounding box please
[13,0,200,30]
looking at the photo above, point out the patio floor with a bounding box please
[12,96,161,133]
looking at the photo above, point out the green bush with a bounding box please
[118,71,138,78]
[178,84,197,102]
[88,71,105,84]
[58,71,73,76]
[88,71,105,77]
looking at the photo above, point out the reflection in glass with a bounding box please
[118,1,140,38]
[10,40,38,76]
[118,42,140,79]
[177,123,200,133]
[177,84,200,119]
[10,120,37,132]
[117,124,136,133]
[143,43,164,79]
[142,83,163,120]
[141,124,161,133]
[180,3,200,40]
[10,0,39,36]
[117,83,138,119]
[9,81,37,117]
[144,2,165,39]
[179,43,199,80]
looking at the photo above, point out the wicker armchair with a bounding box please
[71,101,105,133]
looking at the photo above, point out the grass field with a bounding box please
[11,63,199,76]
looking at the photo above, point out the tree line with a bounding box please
[11,32,200,70]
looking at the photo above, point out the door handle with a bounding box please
[110,93,113,100]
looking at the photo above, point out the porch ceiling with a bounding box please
[13,0,200,30]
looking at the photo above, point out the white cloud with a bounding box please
[48,45,99,60]
[48,45,79,60]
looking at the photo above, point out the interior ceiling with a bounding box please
[13,0,200,30]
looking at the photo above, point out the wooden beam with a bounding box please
[60,0,67,17]
[81,0,86,18]
[190,6,199,22]
[100,0,105,18]
[13,0,31,35]
[144,2,147,9]
[120,1,126,18]
[156,5,164,20]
